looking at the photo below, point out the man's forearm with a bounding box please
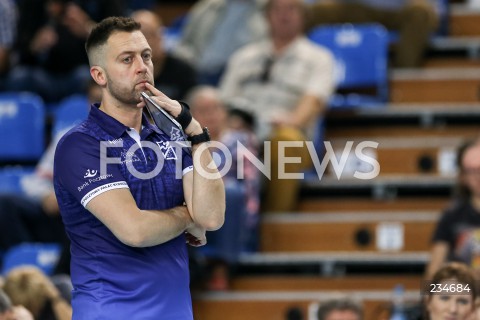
[190,142,225,231]
[136,206,194,247]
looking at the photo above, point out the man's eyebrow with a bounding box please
[116,48,151,58]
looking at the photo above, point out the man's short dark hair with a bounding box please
[85,16,141,66]
[317,298,363,320]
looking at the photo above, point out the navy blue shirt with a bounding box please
[54,104,194,320]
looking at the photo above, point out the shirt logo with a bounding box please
[84,169,98,178]
[156,141,177,160]
[170,127,183,142]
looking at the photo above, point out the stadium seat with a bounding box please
[2,242,61,276]
[0,166,35,195]
[308,23,389,109]
[52,94,89,137]
[0,92,45,162]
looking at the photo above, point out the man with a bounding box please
[306,0,441,68]
[131,9,197,100]
[53,17,225,319]
[219,0,335,212]
[316,298,363,320]
[425,138,480,280]
[173,0,268,85]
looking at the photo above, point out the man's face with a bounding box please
[190,95,226,138]
[267,0,304,41]
[103,30,154,105]
[461,144,480,197]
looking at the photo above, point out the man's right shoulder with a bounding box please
[56,122,102,154]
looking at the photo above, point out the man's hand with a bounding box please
[185,224,206,247]
[62,3,95,38]
[139,83,182,116]
[30,26,58,54]
[139,83,202,136]
[270,111,297,128]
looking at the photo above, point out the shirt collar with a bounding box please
[88,103,163,138]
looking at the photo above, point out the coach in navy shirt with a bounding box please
[53,17,225,319]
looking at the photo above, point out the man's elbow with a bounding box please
[118,233,147,248]
[200,209,225,231]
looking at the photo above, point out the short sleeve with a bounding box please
[431,210,454,244]
[54,132,129,207]
[304,46,336,101]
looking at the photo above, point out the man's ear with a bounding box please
[90,66,107,86]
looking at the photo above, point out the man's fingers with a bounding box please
[145,82,167,98]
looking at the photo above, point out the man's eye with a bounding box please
[123,57,131,63]
[143,53,151,60]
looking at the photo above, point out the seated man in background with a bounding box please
[172,0,268,85]
[0,80,102,274]
[306,0,441,68]
[187,85,260,290]
[131,9,197,100]
[219,0,335,212]
[425,137,480,280]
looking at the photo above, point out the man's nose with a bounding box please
[135,57,148,73]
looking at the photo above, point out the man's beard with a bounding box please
[105,73,146,105]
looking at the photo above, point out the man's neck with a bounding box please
[272,35,297,54]
[99,97,144,133]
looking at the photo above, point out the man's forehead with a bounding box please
[107,30,150,53]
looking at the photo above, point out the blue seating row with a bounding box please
[0,92,89,164]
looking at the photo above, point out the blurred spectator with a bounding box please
[306,0,440,68]
[3,266,71,320]
[1,284,34,320]
[5,0,126,103]
[425,138,480,280]
[316,298,363,320]
[131,9,197,100]
[0,289,13,320]
[220,0,335,212]
[172,0,268,85]
[0,80,102,273]
[424,262,476,320]
[0,0,17,86]
[187,85,260,290]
